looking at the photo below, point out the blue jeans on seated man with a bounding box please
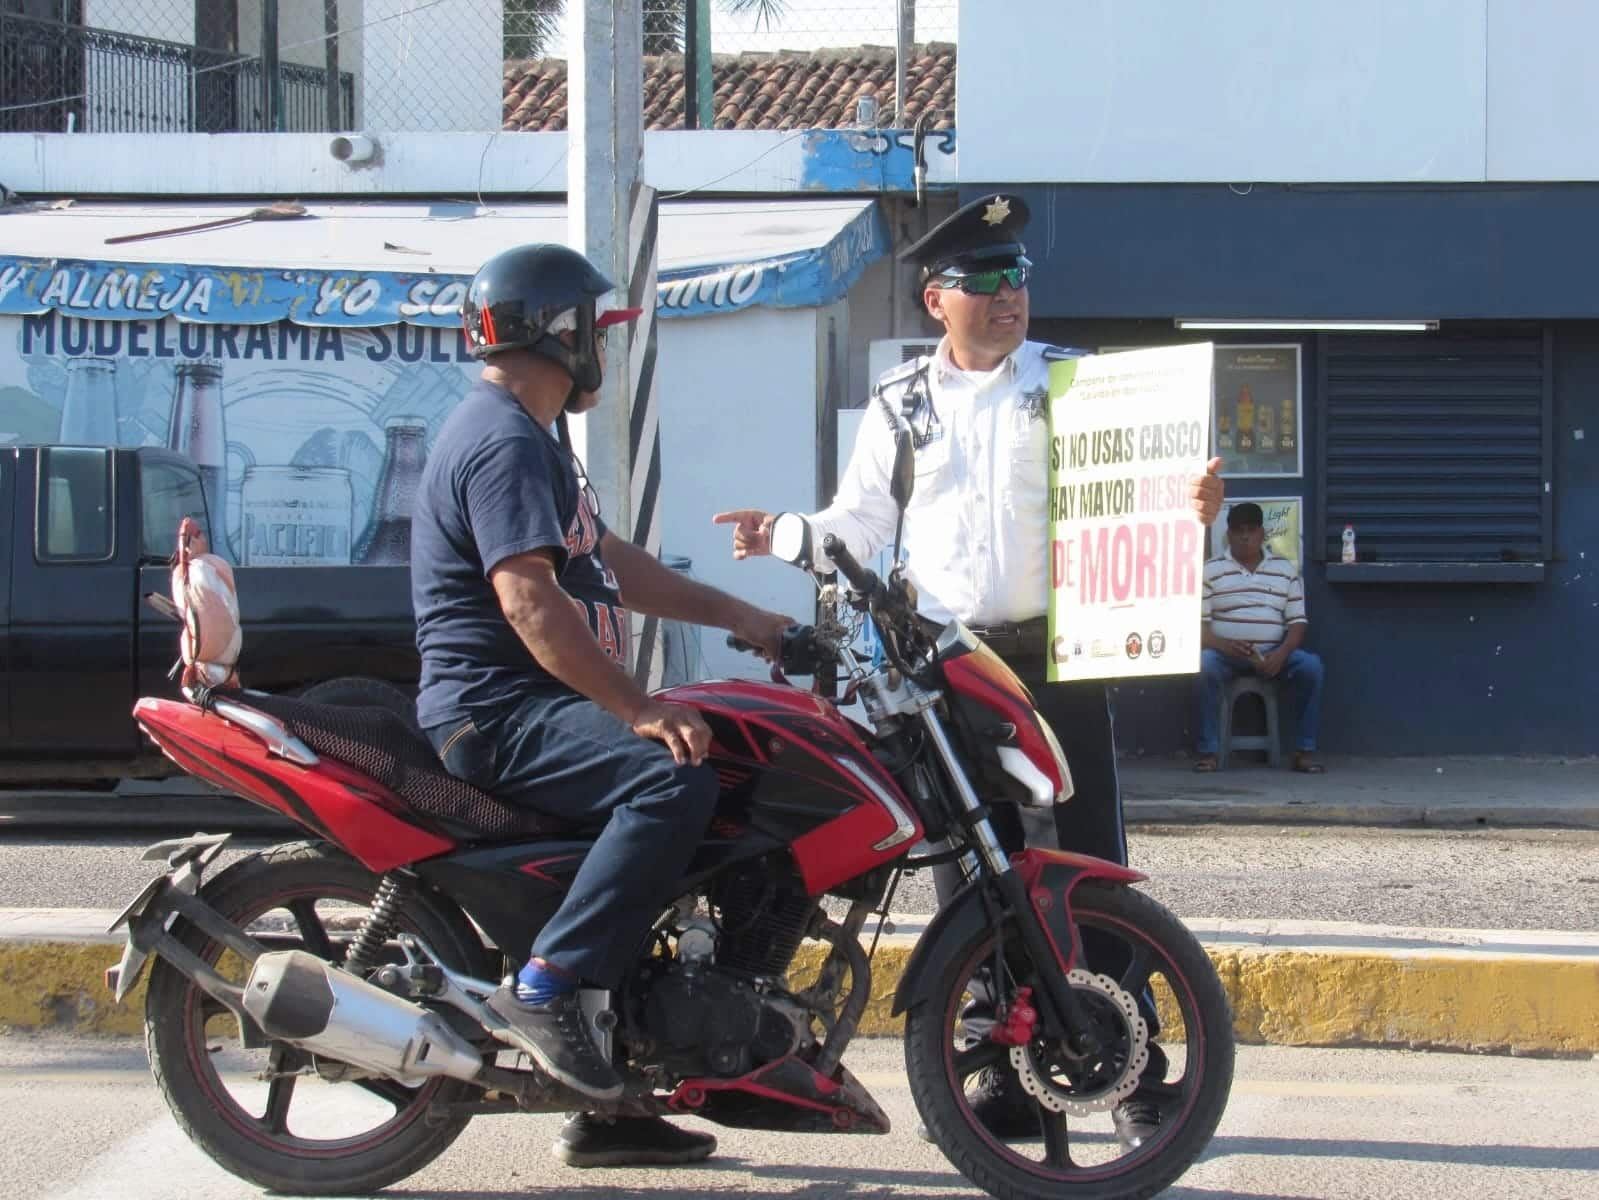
[1195,648,1324,755]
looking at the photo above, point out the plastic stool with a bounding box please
[1218,676,1281,768]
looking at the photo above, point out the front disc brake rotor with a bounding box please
[1008,968,1149,1115]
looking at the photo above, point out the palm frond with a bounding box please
[719,0,788,32]
[505,0,565,60]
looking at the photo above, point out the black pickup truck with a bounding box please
[0,444,418,787]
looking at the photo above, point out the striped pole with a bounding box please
[625,181,666,690]
[571,0,662,684]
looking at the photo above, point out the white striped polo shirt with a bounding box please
[1201,548,1307,650]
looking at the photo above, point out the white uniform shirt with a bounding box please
[808,337,1063,625]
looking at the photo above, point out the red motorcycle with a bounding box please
[108,435,1232,1199]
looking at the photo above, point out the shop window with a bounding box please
[140,458,209,561]
[1316,329,1551,582]
[37,446,113,561]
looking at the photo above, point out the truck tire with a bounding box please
[296,676,419,732]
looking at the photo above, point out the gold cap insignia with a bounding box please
[981,197,1011,226]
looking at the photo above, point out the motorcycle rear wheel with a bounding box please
[904,880,1235,1200]
[144,841,492,1196]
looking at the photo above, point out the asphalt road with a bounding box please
[1,1035,1594,1200]
[3,824,1595,931]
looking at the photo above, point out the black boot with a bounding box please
[553,1113,717,1168]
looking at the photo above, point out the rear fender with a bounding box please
[891,847,1145,1017]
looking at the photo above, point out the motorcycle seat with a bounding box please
[224,690,575,841]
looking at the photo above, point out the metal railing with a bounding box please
[0,13,354,134]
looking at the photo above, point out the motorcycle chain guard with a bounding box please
[667,1055,890,1134]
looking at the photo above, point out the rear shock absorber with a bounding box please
[342,871,416,978]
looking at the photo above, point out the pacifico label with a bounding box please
[241,466,353,565]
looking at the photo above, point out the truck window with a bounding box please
[37,447,114,562]
[141,460,210,560]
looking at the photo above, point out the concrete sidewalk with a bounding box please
[1118,753,1599,828]
[2,907,1594,1056]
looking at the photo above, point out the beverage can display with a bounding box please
[241,466,354,566]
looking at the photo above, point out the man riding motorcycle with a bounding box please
[411,242,792,1166]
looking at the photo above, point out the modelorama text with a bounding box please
[1049,420,1206,606]
[19,313,474,363]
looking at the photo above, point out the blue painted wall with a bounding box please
[1027,318,1599,757]
[983,183,1599,321]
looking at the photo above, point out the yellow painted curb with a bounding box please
[1213,947,1599,1056]
[0,942,147,1038]
[3,940,1594,1056]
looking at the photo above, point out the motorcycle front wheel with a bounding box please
[904,880,1235,1200]
[143,841,492,1196]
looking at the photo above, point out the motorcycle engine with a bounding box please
[635,956,811,1078]
[628,861,820,1079]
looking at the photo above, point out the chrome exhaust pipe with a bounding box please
[243,950,484,1085]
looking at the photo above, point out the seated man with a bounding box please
[412,242,791,1166]
[1194,502,1325,773]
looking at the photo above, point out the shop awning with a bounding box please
[0,197,887,328]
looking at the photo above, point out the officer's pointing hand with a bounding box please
[1190,458,1225,526]
[713,509,774,560]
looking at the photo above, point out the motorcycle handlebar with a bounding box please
[821,533,882,599]
[726,625,831,677]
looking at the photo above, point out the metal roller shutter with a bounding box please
[1317,329,1552,567]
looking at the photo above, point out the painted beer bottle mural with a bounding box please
[167,361,231,560]
[354,416,428,565]
[242,466,354,566]
[59,357,119,445]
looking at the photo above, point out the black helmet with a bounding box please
[461,243,640,392]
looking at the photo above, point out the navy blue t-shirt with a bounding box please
[411,382,627,729]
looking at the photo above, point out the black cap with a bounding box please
[1227,502,1265,530]
[900,193,1030,280]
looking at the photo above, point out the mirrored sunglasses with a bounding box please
[933,265,1030,296]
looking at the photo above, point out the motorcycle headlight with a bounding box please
[1035,716,1076,804]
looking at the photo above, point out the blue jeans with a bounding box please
[427,687,718,989]
[1195,648,1324,754]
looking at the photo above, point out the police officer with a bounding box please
[716,194,1224,1146]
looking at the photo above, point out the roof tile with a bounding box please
[502,43,957,132]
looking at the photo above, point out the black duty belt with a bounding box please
[967,616,1049,659]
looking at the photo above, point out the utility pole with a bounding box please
[324,0,341,131]
[684,0,713,130]
[570,0,667,686]
[263,0,283,132]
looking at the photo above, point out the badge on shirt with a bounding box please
[1020,385,1049,422]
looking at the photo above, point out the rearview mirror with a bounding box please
[890,427,915,511]
[769,512,812,567]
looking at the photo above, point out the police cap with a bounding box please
[899,193,1030,282]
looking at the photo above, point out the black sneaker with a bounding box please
[1113,1042,1170,1151]
[917,1067,1038,1144]
[553,1113,717,1168]
[1112,1097,1161,1149]
[483,984,623,1102]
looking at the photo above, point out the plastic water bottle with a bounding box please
[1341,524,1357,564]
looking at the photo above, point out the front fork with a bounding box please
[917,708,1107,1058]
